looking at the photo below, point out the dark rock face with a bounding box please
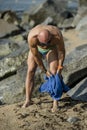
[67,77,87,101]
[63,44,87,87]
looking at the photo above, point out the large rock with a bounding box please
[67,77,87,101]
[1,10,20,25]
[73,6,87,40]
[79,0,87,6]
[42,16,54,25]
[58,17,74,29]
[76,15,87,31]
[72,6,87,27]
[9,34,25,44]
[0,44,29,79]
[63,44,87,87]
[58,10,74,29]
[75,15,87,40]
[0,44,87,104]
[0,40,87,104]
[0,19,22,38]
[0,62,42,104]
[0,39,20,58]
[24,0,68,25]
[0,62,27,104]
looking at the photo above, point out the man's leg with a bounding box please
[22,51,37,108]
[46,50,59,112]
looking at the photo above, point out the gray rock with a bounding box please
[63,44,87,86]
[21,12,30,25]
[67,116,80,124]
[1,10,20,25]
[0,41,11,57]
[67,77,87,101]
[0,62,43,104]
[24,0,68,25]
[29,20,35,28]
[42,16,54,25]
[72,6,87,27]
[0,39,20,58]
[79,0,87,6]
[75,15,87,40]
[76,15,87,31]
[0,43,87,104]
[0,19,21,38]
[9,34,25,44]
[0,44,28,79]
[0,62,27,104]
[58,17,74,29]
[78,30,87,40]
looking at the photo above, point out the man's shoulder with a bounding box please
[28,25,42,38]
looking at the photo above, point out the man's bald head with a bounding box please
[37,29,51,43]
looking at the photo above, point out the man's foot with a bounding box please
[22,101,31,108]
[51,100,58,112]
[51,106,59,112]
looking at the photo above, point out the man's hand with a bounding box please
[46,70,52,77]
[57,65,63,75]
[57,69,62,75]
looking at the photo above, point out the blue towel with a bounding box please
[39,73,70,100]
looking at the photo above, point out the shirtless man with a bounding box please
[22,24,65,112]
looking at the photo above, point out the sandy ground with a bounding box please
[0,29,87,130]
[0,94,87,130]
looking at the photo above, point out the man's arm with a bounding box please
[57,36,65,73]
[29,37,47,73]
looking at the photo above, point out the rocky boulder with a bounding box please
[79,0,87,6]
[0,44,28,79]
[0,39,20,59]
[72,6,87,27]
[0,62,42,104]
[67,77,87,101]
[63,44,87,87]
[24,0,68,25]
[0,43,87,104]
[76,15,87,40]
[1,10,20,25]
[0,19,23,38]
